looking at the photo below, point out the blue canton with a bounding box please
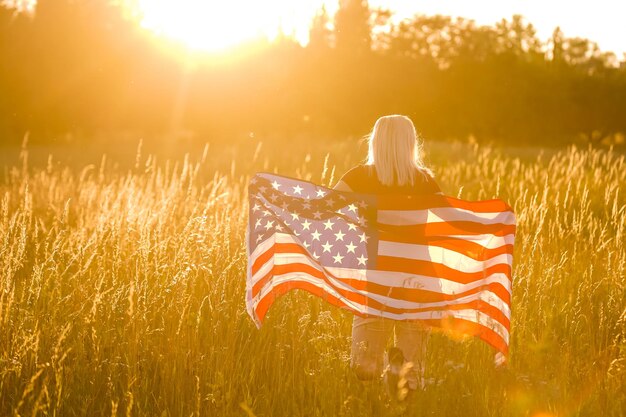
[248,173,377,269]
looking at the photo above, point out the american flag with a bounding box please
[246,172,516,363]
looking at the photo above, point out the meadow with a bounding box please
[0,137,624,417]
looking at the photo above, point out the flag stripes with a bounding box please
[247,236,511,345]
[249,256,511,322]
[250,248,512,308]
[251,275,510,356]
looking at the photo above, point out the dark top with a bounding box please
[339,164,441,195]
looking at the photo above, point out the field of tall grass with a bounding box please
[0,138,624,416]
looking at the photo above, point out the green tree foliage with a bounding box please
[0,1,625,145]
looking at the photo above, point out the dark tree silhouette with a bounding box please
[309,5,332,51]
[334,0,371,55]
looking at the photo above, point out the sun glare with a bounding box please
[134,0,332,53]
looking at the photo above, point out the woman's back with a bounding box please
[339,164,442,195]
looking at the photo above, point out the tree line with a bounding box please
[1,0,625,146]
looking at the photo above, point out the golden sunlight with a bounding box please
[134,0,331,52]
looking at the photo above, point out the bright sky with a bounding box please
[370,0,626,57]
[134,0,626,57]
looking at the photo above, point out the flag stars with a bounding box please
[332,252,345,264]
[322,241,333,253]
[250,176,376,268]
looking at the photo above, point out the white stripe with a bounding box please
[378,240,513,273]
[444,233,515,249]
[378,207,516,226]
[249,272,509,343]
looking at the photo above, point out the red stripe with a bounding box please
[251,268,510,329]
[379,221,516,238]
[377,194,514,213]
[253,281,508,355]
[376,255,511,282]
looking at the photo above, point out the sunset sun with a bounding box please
[134,0,326,52]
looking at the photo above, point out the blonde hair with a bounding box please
[365,114,434,186]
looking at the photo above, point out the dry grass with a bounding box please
[0,139,624,416]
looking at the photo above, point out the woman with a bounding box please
[333,114,443,395]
